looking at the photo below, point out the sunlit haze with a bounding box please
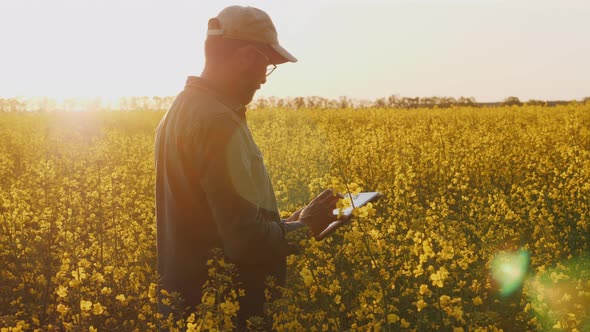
[1,0,589,102]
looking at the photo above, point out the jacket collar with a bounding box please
[184,76,247,119]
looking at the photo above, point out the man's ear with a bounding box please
[233,45,256,70]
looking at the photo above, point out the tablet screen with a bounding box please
[332,192,381,217]
[315,191,381,240]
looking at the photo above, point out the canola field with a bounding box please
[0,105,589,331]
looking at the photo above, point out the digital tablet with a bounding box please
[315,192,382,240]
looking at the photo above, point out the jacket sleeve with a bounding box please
[281,220,306,233]
[197,112,294,265]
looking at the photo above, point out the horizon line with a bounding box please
[1,94,589,104]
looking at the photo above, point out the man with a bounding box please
[155,5,345,328]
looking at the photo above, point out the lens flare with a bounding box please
[491,250,530,296]
[524,256,590,331]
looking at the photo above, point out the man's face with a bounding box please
[235,46,269,105]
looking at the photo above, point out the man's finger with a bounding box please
[337,214,353,223]
[317,189,334,200]
[323,193,342,204]
[325,188,336,197]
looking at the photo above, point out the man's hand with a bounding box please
[285,207,304,223]
[299,189,346,238]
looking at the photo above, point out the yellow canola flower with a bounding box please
[400,319,410,328]
[201,293,215,306]
[419,284,430,295]
[413,264,425,278]
[71,269,87,280]
[473,296,483,306]
[440,244,455,260]
[187,313,196,323]
[416,299,427,312]
[419,254,430,264]
[92,302,105,315]
[56,304,68,315]
[440,295,451,307]
[56,285,68,298]
[300,266,314,287]
[430,266,449,288]
[220,299,240,314]
[387,313,400,323]
[80,300,92,311]
[422,241,434,256]
[68,279,80,288]
[186,322,198,332]
[450,306,464,321]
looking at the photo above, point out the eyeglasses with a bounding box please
[252,47,277,77]
[266,63,277,77]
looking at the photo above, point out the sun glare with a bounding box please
[491,250,530,297]
[524,257,590,330]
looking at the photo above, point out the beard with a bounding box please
[236,66,263,106]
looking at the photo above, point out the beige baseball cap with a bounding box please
[207,6,298,64]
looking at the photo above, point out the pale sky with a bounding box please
[1,0,589,102]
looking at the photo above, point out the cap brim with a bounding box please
[269,43,297,64]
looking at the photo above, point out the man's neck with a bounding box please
[200,69,240,104]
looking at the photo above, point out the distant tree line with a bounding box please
[0,96,176,112]
[251,95,480,109]
[254,95,588,109]
[1,95,588,112]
